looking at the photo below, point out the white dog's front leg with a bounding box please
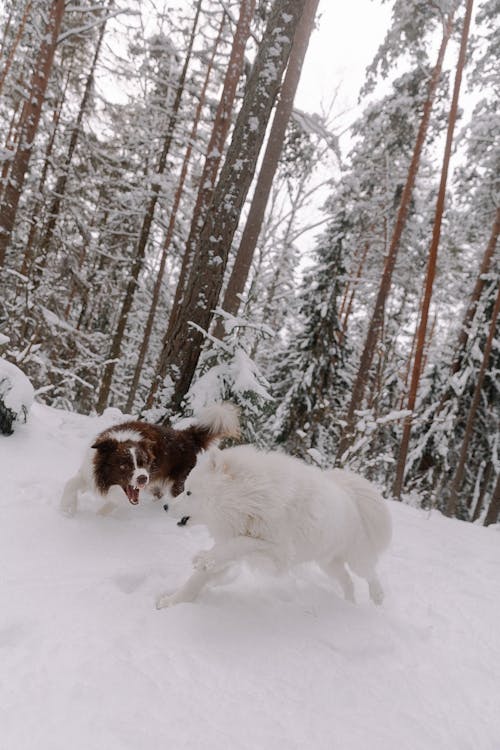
[60,473,85,516]
[193,536,275,571]
[97,485,125,516]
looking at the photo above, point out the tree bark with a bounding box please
[0,0,64,267]
[336,8,456,461]
[212,0,319,339]
[393,0,474,499]
[152,0,306,417]
[96,0,202,412]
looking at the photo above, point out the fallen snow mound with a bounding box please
[0,358,34,435]
[1,403,500,750]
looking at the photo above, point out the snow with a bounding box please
[1,402,500,750]
[0,358,34,415]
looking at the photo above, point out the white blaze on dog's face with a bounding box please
[167,448,229,527]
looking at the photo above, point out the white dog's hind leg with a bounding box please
[321,559,355,603]
[60,473,85,516]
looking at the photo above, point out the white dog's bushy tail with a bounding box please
[196,402,240,439]
[328,469,392,555]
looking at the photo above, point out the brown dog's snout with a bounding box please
[137,474,148,487]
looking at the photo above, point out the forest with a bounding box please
[0,0,498,524]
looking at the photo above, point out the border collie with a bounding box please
[158,445,392,607]
[60,403,239,517]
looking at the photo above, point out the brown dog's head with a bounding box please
[91,435,156,504]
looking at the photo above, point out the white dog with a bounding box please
[157,445,392,608]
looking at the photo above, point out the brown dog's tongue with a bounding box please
[126,485,139,504]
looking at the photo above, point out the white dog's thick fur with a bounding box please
[158,445,392,608]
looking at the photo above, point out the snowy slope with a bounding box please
[1,403,499,750]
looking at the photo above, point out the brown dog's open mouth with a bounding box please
[125,485,140,505]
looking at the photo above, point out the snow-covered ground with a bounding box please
[1,403,499,750]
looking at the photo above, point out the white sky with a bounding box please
[296,0,392,126]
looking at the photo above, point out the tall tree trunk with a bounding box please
[445,279,500,517]
[152,0,306,418]
[125,11,226,412]
[393,0,474,500]
[96,0,202,412]
[156,0,256,356]
[212,0,319,339]
[336,8,456,461]
[32,1,112,280]
[0,1,33,98]
[0,0,64,267]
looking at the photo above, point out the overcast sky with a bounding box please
[296,0,392,123]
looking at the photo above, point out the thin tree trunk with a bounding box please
[0,4,14,57]
[152,0,306,418]
[19,66,71,279]
[471,460,493,522]
[33,1,112,280]
[158,0,256,350]
[483,473,500,526]
[212,0,319,339]
[393,0,474,500]
[340,239,370,334]
[336,8,456,461]
[0,0,33,98]
[96,0,202,412]
[0,0,64,267]
[0,97,22,206]
[448,205,500,378]
[445,279,500,516]
[125,11,225,412]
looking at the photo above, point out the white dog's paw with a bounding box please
[369,579,384,606]
[60,500,76,517]
[192,550,217,572]
[156,592,180,609]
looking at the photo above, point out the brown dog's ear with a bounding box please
[91,437,115,452]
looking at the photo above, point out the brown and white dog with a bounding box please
[60,403,239,516]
